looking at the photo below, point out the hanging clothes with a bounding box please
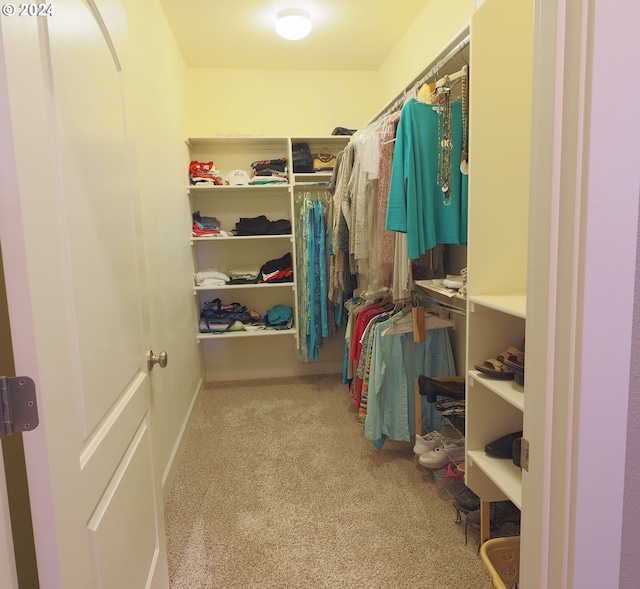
[386,98,468,259]
[364,323,456,445]
[296,191,333,361]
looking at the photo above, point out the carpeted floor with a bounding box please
[165,374,493,589]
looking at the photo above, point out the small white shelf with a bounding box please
[468,370,524,411]
[469,294,526,318]
[467,450,522,508]
[188,184,290,193]
[191,234,293,243]
[197,328,296,340]
[194,282,295,292]
[293,173,332,183]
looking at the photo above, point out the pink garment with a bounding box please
[376,117,399,288]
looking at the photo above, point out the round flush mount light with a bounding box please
[275,9,312,41]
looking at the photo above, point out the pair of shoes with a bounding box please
[452,486,480,513]
[466,501,521,534]
[503,351,525,386]
[413,431,447,456]
[418,439,465,469]
[434,399,466,418]
[485,430,523,468]
[474,345,524,380]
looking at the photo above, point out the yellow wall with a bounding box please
[186,68,378,137]
[186,1,475,136]
[372,0,475,117]
[121,0,202,494]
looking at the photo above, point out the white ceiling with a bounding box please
[157,0,431,70]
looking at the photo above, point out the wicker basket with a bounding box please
[480,536,520,589]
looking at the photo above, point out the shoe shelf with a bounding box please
[468,371,524,412]
[465,299,525,522]
[466,450,522,509]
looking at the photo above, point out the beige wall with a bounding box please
[185,1,475,137]
[121,0,203,496]
[186,68,378,137]
[371,0,475,118]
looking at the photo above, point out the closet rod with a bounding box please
[368,25,470,124]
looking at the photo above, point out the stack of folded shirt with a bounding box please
[194,268,230,287]
[249,158,288,185]
[259,252,293,283]
[192,211,229,237]
[189,161,223,186]
[227,266,260,284]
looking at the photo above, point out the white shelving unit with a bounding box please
[464,0,534,543]
[186,135,350,380]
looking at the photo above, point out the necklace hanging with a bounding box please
[460,66,469,175]
[437,76,453,206]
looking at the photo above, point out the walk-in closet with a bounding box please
[2,1,638,588]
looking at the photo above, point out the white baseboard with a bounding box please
[161,377,203,502]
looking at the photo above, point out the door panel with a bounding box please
[47,5,144,435]
[88,422,159,589]
[0,1,169,587]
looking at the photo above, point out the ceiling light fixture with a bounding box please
[275,9,312,41]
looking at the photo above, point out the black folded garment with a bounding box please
[234,215,291,236]
[251,158,287,173]
[260,252,292,275]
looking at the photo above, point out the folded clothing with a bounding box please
[193,211,221,230]
[189,161,223,186]
[234,215,291,236]
[251,157,287,173]
[195,268,230,286]
[259,252,293,283]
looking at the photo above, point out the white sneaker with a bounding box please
[413,431,446,455]
[418,440,465,469]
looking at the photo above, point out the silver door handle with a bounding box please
[146,350,168,370]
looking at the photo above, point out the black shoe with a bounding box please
[453,487,480,513]
[485,431,523,459]
[512,437,523,468]
[466,500,521,530]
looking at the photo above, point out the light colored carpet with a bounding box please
[165,374,492,589]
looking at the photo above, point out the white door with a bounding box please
[0,2,169,588]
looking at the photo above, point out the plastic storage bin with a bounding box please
[480,536,520,589]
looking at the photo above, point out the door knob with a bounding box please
[146,350,168,370]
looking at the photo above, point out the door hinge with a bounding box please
[1,376,39,439]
